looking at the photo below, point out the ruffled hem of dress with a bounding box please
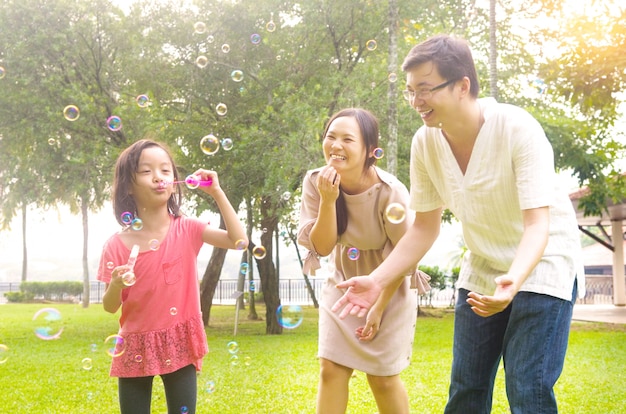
[109,314,208,378]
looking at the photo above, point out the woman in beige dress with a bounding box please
[298,108,418,414]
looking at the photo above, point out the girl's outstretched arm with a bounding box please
[193,169,248,249]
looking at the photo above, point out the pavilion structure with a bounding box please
[570,187,626,306]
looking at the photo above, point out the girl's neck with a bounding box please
[135,206,172,232]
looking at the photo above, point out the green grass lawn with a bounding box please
[1,303,624,413]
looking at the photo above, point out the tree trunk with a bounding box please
[386,0,399,176]
[21,204,27,282]
[246,198,257,319]
[200,246,227,326]
[200,214,228,326]
[257,196,282,334]
[81,198,90,308]
[489,0,498,100]
[289,231,319,308]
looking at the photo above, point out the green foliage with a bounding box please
[4,291,35,303]
[17,281,83,302]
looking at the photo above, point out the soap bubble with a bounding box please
[215,103,228,116]
[136,94,150,108]
[0,66,5,79]
[235,239,248,250]
[63,105,80,121]
[276,304,304,329]
[347,247,360,260]
[240,263,249,274]
[33,308,63,340]
[221,44,230,53]
[366,39,377,51]
[104,334,126,357]
[193,21,206,34]
[227,341,239,354]
[185,175,200,189]
[200,134,220,155]
[0,344,10,364]
[373,147,384,159]
[121,211,134,225]
[388,73,398,83]
[252,245,267,259]
[195,55,208,68]
[169,307,178,316]
[266,21,276,32]
[250,33,261,44]
[106,115,122,132]
[131,218,143,231]
[230,70,244,82]
[221,137,234,151]
[205,380,216,393]
[148,239,159,251]
[81,357,93,370]
[121,271,136,286]
[385,202,406,224]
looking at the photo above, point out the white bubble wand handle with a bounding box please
[122,244,140,286]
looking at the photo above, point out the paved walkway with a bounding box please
[572,304,626,324]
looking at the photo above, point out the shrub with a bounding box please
[19,281,83,302]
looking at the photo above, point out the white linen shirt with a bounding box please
[409,97,584,301]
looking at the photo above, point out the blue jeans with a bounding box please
[444,280,577,414]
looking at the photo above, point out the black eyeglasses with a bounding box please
[402,79,457,101]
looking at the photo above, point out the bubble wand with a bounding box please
[121,244,140,286]
[158,175,213,189]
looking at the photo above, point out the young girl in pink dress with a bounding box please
[97,139,247,414]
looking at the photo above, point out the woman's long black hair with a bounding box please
[321,108,380,235]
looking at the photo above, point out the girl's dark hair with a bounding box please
[402,34,480,98]
[322,108,380,235]
[112,139,183,226]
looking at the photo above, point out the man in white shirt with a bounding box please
[332,34,582,414]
